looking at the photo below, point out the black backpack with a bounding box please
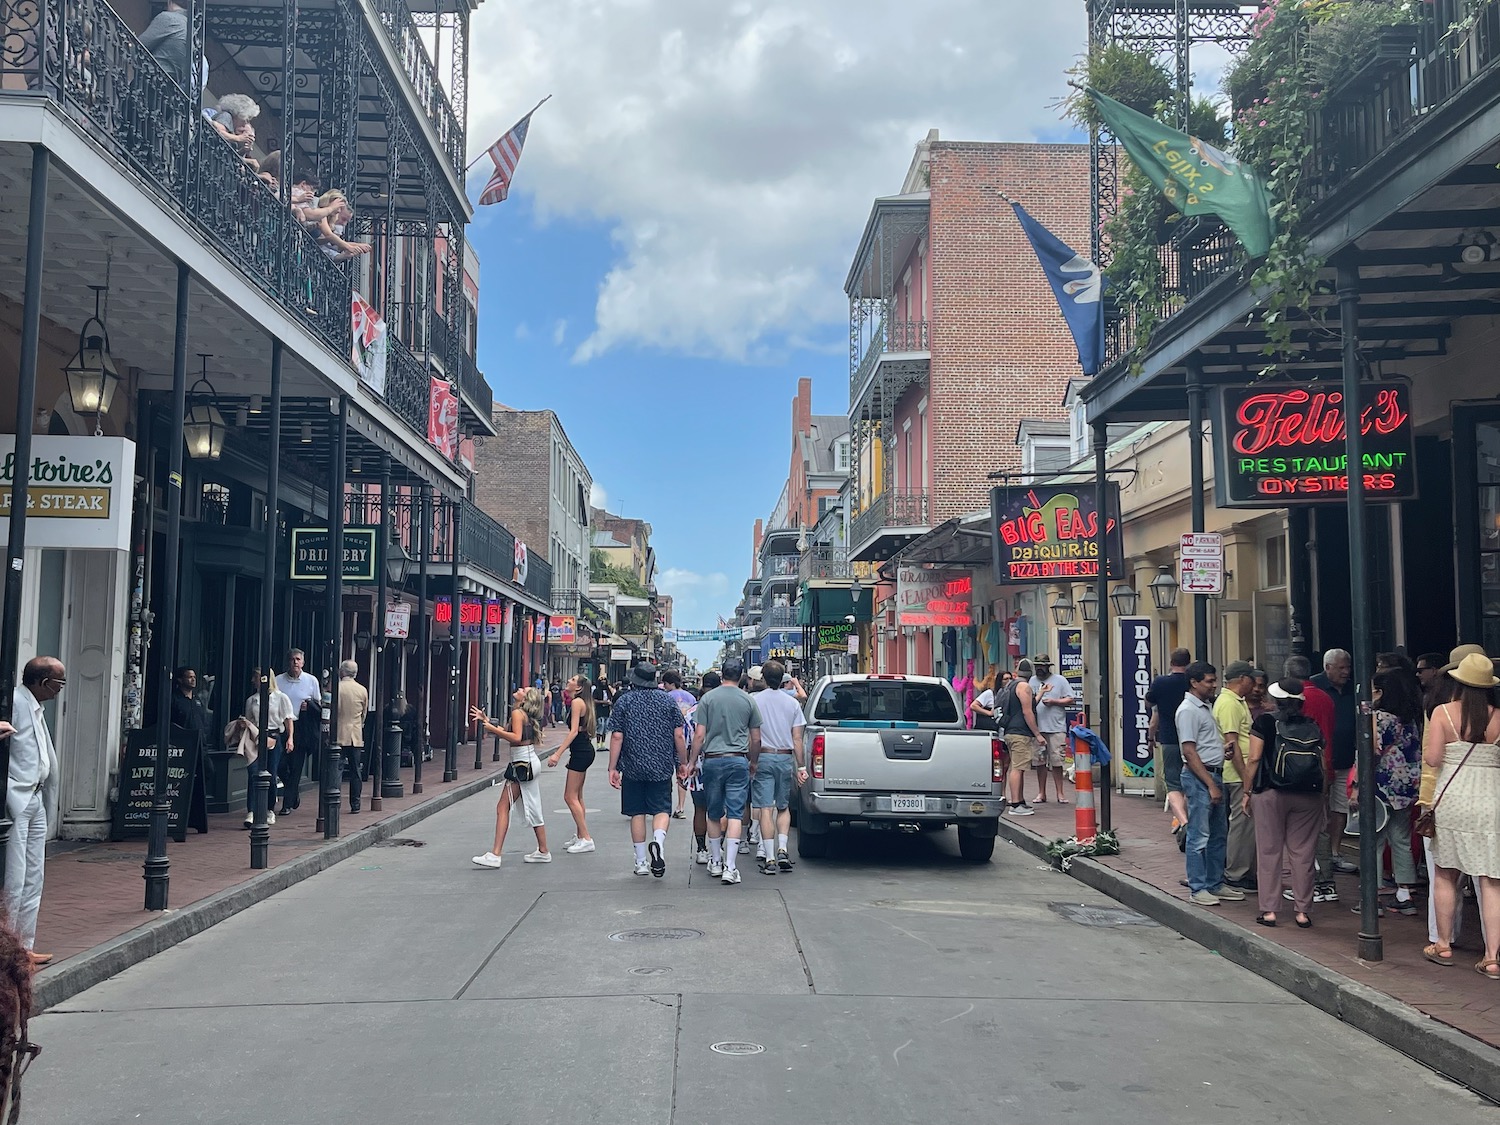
[991,680,1020,731]
[1262,717,1325,793]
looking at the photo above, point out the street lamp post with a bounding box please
[383,529,411,799]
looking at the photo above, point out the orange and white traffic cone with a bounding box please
[1071,728,1097,844]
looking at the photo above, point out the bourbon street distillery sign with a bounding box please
[1213,380,1416,509]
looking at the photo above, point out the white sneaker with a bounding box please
[695,848,709,865]
[244,814,254,828]
[738,839,750,854]
[707,861,724,877]
[565,838,596,853]
[633,860,651,876]
[471,852,503,869]
[266,811,276,825]
[523,850,552,863]
[722,867,742,885]
[562,835,580,849]
[1005,804,1035,817]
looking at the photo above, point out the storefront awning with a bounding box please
[796,583,873,625]
[896,514,993,568]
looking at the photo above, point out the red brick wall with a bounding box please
[471,410,552,552]
[927,142,1092,522]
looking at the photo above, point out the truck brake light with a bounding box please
[811,733,825,779]
[992,735,1006,783]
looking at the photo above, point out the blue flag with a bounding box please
[1011,202,1105,376]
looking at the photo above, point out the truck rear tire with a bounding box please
[796,828,830,859]
[957,828,995,863]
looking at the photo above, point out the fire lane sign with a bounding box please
[1179,532,1224,595]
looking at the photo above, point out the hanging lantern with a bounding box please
[184,355,227,461]
[64,285,120,419]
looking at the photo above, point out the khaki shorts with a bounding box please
[1329,767,1352,814]
[1004,733,1036,771]
[1035,731,1068,768]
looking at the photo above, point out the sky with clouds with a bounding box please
[461,1,1086,668]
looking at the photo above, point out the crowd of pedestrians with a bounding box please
[1143,641,1500,972]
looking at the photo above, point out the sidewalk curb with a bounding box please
[996,818,1500,1104]
[36,762,512,1012]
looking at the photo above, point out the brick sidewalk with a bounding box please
[1015,790,1499,1049]
[35,730,572,965]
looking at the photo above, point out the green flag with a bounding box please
[1088,89,1273,258]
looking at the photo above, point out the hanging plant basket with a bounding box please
[1324,23,1422,104]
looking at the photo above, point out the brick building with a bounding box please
[844,131,1092,675]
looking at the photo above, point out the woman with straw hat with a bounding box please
[1423,652,1500,977]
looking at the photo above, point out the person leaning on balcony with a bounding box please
[210,93,260,158]
[303,190,372,262]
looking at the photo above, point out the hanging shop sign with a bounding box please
[1213,379,1416,508]
[289,526,378,582]
[989,484,1124,583]
[484,599,505,641]
[610,648,632,663]
[847,632,860,655]
[548,615,578,644]
[351,292,388,396]
[896,568,974,627]
[0,435,134,551]
[433,595,483,639]
[817,621,854,651]
[1118,617,1154,779]
[761,629,803,660]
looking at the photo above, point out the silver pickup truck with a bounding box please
[796,674,1007,863]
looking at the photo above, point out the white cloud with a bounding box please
[466,1,1082,363]
[656,566,732,627]
[552,318,569,346]
[514,321,532,340]
[588,481,609,510]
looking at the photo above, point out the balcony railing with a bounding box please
[761,553,800,580]
[850,491,929,553]
[368,0,465,177]
[430,313,492,419]
[850,320,929,399]
[384,337,431,443]
[761,604,796,629]
[799,545,853,583]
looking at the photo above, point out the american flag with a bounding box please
[477,97,549,206]
[717,615,730,631]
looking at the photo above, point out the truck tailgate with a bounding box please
[819,728,995,794]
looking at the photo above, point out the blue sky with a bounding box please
[459,1,1091,668]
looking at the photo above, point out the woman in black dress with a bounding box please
[548,674,598,852]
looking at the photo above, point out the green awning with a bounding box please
[797,582,873,625]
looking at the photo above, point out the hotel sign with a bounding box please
[0,436,134,551]
[1213,380,1416,508]
[990,484,1123,583]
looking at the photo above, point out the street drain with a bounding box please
[710,1042,765,1056]
[373,838,425,848]
[1048,902,1158,928]
[609,928,704,943]
[628,967,673,976]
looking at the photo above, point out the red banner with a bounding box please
[428,377,458,460]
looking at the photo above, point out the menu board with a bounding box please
[111,728,208,842]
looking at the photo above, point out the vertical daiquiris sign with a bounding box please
[1118,617,1153,780]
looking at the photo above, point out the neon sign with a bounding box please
[1214,380,1416,508]
[989,484,1124,584]
[896,568,974,627]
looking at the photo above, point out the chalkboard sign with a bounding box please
[111,727,209,842]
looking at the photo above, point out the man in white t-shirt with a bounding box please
[244,668,295,826]
[751,660,807,874]
[276,648,322,815]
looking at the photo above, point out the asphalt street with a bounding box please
[28,767,1497,1124]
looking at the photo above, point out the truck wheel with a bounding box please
[797,828,830,859]
[957,828,995,863]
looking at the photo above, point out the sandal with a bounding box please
[1477,958,1500,980]
[1256,913,1277,927]
[1424,943,1456,967]
[1295,913,1312,929]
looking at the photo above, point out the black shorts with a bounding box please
[566,735,596,773]
[620,777,672,817]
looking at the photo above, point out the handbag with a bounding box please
[504,760,535,784]
[1416,737,1479,840]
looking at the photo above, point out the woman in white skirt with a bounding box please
[469,687,550,869]
[1423,653,1500,976]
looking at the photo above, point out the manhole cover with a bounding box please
[1048,902,1158,928]
[373,838,425,848]
[609,928,704,943]
[628,966,673,976]
[710,1042,765,1056]
[75,851,142,864]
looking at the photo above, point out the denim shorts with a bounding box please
[701,755,750,821]
[751,753,795,810]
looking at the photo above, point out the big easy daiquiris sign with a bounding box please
[1213,379,1416,509]
[989,484,1124,584]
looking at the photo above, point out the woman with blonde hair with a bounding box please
[969,669,1000,730]
[548,674,597,853]
[469,687,550,868]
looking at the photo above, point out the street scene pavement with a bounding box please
[27,768,1496,1125]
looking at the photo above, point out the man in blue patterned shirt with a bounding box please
[608,663,689,877]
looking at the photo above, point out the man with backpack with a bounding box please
[998,659,1044,815]
[1175,661,1243,906]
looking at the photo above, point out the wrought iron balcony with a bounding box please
[849,491,930,561]
[368,0,465,178]
[429,313,492,419]
[849,320,930,409]
[761,604,796,629]
[761,552,800,582]
[799,545,853,583]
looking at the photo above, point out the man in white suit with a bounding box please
[8,657,62,965]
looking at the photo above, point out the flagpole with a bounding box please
[464,95,553,173]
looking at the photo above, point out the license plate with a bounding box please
[890,795,926,813]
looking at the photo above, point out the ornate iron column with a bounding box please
[444,500,461,781]
[413,482,431,794]
[370,453,391,811]
[250,341,284,870]
[322,396,348,838]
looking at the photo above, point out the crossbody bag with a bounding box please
[1415,705,1480,839]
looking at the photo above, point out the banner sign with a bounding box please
[990,484,1123,583]
[664,627,743,642]
[1119,617,1154,778]
[761,629,803,659]
[548,615,578,644]
[428,377,459,460]
[289,526,378,582]
[1213,380,1416,508]
[817,621,853,651]
[484,599,505,641]
[896,568,974,627]
[351,292,388,396]
[0,436,134,551]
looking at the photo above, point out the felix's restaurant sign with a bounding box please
[0,436,134,551]
[1214,380,1416,508]
[990,484,1123,583]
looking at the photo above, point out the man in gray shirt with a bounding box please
[1028,654,1075,803]
[687,658,761,884]
[1175,661,1241,906]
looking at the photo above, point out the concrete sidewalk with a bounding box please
[33,729,574,1009]
[998,791,1500,1101]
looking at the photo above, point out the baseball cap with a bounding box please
[1223,659,1256,681]
[748,665,764,682]
[720,658,744,680]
